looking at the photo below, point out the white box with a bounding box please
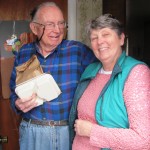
[15,73,61,106]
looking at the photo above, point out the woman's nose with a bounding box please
[97,37,103,45]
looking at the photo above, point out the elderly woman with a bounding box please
[69,14,150,150]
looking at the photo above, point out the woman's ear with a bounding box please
[30,22,38,35]
[120,33,125,46]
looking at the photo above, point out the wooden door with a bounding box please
[0,100,21,150]
[103,0,126,27]
[0,57,21,150]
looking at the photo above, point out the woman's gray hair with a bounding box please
[86,14,124,37]
[30,2,61,21]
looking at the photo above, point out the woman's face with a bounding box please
[90,28,125,70]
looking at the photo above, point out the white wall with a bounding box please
[68,0,77,40]
[68,0,103,46]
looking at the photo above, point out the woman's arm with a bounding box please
[89,64,150,149]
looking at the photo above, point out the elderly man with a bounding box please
[9,2,96,150]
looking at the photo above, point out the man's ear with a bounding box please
[30,22,38,35]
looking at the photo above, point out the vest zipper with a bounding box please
[100,95,104,121]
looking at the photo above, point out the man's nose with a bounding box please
[53,24,61,32]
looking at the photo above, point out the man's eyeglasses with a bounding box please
[33,21,66,30]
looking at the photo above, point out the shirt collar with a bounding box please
[34,42,59,57]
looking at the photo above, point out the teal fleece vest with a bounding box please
[69,51,144,149]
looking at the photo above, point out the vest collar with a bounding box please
[80,51,126,81]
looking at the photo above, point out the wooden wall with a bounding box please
[0,0,68,20]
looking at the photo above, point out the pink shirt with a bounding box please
[72,65,150,150]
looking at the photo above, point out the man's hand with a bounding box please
[74,119,93,137]
[15,93,38,113]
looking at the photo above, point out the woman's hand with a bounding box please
[74,119,93,137]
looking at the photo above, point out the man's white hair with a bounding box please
[31,2,61,21]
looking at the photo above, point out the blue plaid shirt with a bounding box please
[10,40,96,121]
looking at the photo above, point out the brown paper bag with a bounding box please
[16,55,43,85]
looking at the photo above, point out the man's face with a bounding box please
[31,6,65,52]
